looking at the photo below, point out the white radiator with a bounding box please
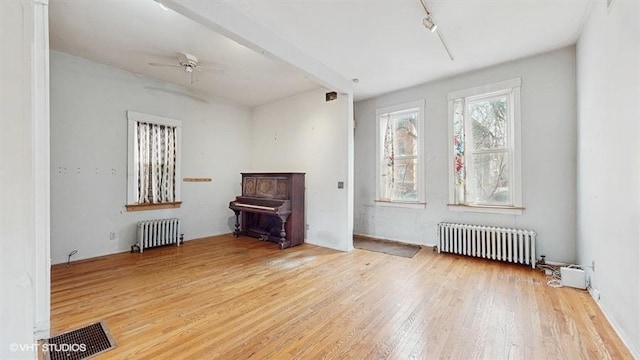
[136,218,181,253]
[437,222,536,268]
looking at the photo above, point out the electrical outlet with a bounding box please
[109,232,117,240]
[306,224,309,230]
[592,260,595,272]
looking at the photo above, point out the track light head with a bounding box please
[422,17,437,32]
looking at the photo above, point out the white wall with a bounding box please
[249,89,354,251]
[50,51,252,264]
[576,0,640,356]
[1,0,49,358]
[354,47,577,263]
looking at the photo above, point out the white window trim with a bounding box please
[127,110,182,206]
[447,78,522,215]
[375,99,426,208]
[374,200,427,209]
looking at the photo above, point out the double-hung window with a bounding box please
[447,78,522,214]
[375,100,425,207]
[127,111,182,211]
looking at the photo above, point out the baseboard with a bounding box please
[51,247,134,267]
[50,234,238,266]
[353,233,435,248]
[33,320,50,340]
[305,238,351,252]
[590,295,640,358]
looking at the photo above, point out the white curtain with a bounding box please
[137,122,176,204]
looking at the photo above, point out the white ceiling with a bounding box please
[49,0,322,107]
[49,0,592,106]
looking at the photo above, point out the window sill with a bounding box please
[447,204,523,215]
[126,201,182,212]
[375,200,427,209]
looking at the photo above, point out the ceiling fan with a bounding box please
[148,52,219,83]
[418,0,454,61]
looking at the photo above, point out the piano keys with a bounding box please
[229,173,305,249]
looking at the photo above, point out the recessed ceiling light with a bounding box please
[352,78,359,83]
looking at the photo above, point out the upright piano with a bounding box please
[229,173,305,249]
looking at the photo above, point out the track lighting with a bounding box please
[418,0,454,61]
[422,17,437,32]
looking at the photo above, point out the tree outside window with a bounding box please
[448,78,522,213]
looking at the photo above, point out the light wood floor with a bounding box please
[50,234,632,359]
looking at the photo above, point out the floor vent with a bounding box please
[43,321,116,360]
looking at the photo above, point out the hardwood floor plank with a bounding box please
[49,234,633,359]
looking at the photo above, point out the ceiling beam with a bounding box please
[161,0,353,95]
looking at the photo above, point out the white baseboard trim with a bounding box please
[589,294,640,358]
[34,320,50,340]
[305,239,351,252]
[353,233,434,247]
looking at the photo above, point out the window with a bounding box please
[375,100,425,207]
[447,78,522,214]
[127,111,182,211]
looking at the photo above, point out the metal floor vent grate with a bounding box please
[43,321,116,360]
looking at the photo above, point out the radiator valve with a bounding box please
[538,255,546,265]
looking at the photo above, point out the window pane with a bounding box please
[469,95,508,150]
[448,81,521,209]
[391,157,418,201]
[453,99,465,203]
[392,113,417,157]
[136,121,176,204]
[470,152,509,205]
[379,108,420,202]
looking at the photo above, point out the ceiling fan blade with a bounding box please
[148,62,182,67]
[196,66,224,73]
[436,29,455,61]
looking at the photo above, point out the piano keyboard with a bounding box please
[232,202,276,211]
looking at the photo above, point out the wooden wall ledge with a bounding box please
[126,202,182,212]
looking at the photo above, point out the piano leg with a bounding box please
[233,210,241,237]
[278,216,290,249]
